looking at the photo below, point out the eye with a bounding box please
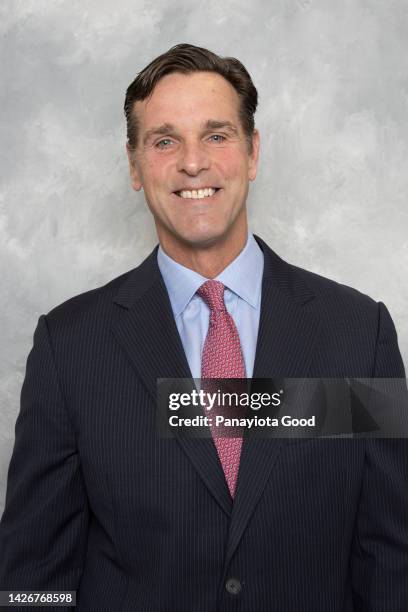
[208,134,226,143]
[155,138,174,149]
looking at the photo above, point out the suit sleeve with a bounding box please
[0,315,90,609]
[351,302,408,611]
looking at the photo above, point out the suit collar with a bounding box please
[112,245,192,385]
[254,234,315,304]
[252,235,319,378]
[112,245,161,308]
[117,233,264,319]
[112,234,316,310]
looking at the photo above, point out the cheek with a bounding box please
[140,157,174,188]
[214,149,249,180]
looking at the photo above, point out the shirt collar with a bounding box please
[157,233,264,317]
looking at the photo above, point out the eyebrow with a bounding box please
[143,123,176,145]
[142,120,239,145]
[203,120,239,134]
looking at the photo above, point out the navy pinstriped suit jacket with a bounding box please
[1,236,407,611]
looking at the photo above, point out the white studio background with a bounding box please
[1,0,407,511]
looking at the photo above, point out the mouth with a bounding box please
[173,187,221,200]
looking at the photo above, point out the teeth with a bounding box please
[178,188,217,199]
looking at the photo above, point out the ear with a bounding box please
[248,129,260,182]
[126,142,143,191]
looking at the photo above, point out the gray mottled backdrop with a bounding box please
[1,0,407,511]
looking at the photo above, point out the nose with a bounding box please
[176,141,210,176]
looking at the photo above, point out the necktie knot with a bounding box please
[197,280,226,313]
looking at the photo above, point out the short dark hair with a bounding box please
[124,43,258,151]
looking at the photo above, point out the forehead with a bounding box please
[133,71,242,131]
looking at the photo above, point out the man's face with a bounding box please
[127,71,259,253]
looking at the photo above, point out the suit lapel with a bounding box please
[110,237,323,541]
[223,236,322,568]
[111,247,190,398]
[111,247,232,516]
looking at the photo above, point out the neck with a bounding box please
[158,224,248,278]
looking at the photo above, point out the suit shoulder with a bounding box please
[258,236,379,315]
[42,243,159,337]
[44,268,134,327]
[283,262,384,333]
[292,263,378,309]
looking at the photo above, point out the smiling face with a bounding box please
[127,71,259,259]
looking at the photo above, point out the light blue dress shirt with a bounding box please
[157,233,264,379]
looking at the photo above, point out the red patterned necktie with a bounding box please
[197,280,246,498]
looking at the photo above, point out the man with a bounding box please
[0,43,407,611]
